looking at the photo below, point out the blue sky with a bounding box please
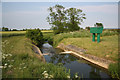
[2,2,118,29]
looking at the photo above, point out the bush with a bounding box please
[26,29,44,47]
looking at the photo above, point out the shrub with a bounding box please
[26,29,44,47]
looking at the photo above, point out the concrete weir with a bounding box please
[57,43,115,69]
[32,44,45,62]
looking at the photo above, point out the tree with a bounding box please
[94,23,103,28]
[12,29,18,31]
[2,27,9,31]
[65,8,86,31]
[47,5,86,34]
[86,26,90,30]
[47,5,67,34]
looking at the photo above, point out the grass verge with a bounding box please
[2,36,70,78]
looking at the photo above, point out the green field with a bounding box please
[60,35,118,62]
[0,30,53,34]
[0,30,53,37]
[2,35,70,78]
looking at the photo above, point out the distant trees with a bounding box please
[85,27,90,30]
[94,23,103,28]
[47,5,86,34]
[26,29,44,47]
[2,27,9,31]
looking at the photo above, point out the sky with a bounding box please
[2,2,118,29]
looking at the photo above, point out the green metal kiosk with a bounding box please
[90,27,103,43]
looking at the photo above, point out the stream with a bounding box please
[41,43,111,78]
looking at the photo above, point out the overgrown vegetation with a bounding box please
[43,32,54,45]
[2,36,70,78]
[26,29,44,47]
[108,62,120,79]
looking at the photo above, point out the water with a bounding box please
[41,43,111,78]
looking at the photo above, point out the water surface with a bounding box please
[41,43,111,78]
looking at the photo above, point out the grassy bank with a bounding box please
[60,35,118,62]
[2,36,70,78]
[53,29,119,79]
[53,29,118,47]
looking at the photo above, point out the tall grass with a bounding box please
[108,63,120,79]
[2,36,70,78]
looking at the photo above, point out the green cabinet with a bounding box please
[90,27,103,43]
[90,27,103,33]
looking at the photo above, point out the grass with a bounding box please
[43,32,54,45]
[108,63,120,79]
[56,31,119,79]
[2,36,70,78]
[60,35,118,62]
[53,29,118,47]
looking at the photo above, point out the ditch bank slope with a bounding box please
[57,43,115,69]
[32,44,45,62]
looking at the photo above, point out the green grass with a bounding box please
[53,29,118,47]
[43,32,54,45]
[108,63,120,79]
[60,35,118,62]
[53,29,119,79]
[2,36,70,78]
